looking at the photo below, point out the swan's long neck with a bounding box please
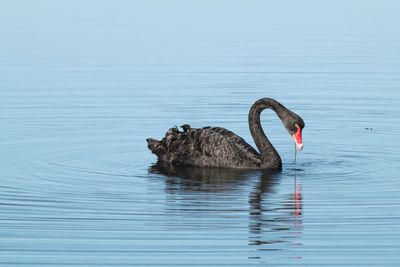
[248,98,285,169]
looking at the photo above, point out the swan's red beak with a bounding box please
[292,124,303,151]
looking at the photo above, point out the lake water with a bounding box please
[1,1,400,266]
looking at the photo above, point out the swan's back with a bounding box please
[147,125,262,169]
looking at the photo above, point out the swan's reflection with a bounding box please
[149,163,303,260]
[149,162,259,193]
[248,170,302,256]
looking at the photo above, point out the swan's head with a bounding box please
[284,113,305,151]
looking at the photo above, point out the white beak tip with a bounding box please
[296,143,304,151]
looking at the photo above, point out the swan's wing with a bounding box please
[189,127,261,167]
[205,126,261,161]
[150,126,261,168]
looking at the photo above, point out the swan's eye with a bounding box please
[295,123,305,131]
[290,123,302,135]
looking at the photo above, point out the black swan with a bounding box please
[146,98,304,170]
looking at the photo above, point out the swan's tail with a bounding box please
[146,138,167,157]
[147,124,192,161]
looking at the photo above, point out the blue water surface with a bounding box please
[1,1,400,266]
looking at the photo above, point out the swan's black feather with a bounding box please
[206,127,261,164]
[147,126,261,168]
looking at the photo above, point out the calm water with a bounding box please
[1,1,400,266]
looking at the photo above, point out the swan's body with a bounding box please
[146,98,304,170]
